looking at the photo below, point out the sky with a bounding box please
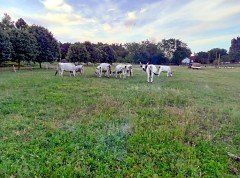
[0,0,240,53]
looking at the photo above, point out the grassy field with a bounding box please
[0,66,239,177]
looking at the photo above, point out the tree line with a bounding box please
[0,14,60,68]
[0,14,239,68]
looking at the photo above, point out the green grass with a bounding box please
[0,66,239,177]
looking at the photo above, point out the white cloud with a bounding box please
[40,0,73,13]
[2,0,240,51]
[124,11,137,28]
[127,11,136,20]
[107,8,116,12]
[39,13,96,26]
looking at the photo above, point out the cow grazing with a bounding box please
[113,64,127,78]
[69,65,84,76]
[55,63,77,77]
[75,65,84,75]
[126,64,133,77]
[158,65,173,77]
[95,63,111,77]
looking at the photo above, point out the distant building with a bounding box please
[181,57,191,64]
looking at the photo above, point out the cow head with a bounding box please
[140,62,148,72]
[95,67,101,75]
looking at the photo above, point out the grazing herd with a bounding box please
[55,62,172,83]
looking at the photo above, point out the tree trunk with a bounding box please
[39,62,42,68]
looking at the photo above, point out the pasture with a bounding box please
[0,66,239,177]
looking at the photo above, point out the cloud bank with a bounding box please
[0,0,240,52]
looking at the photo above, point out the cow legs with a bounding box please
[124,67,127,78]
[158,68,162,76]
[107,66,111,78]
[147,69,150,82]
[73,70,76,77]
[148,67,153,83]
[150,72,153,83]
[60,70,64,77]
[99,67,102,77]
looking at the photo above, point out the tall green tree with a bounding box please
[124,40,167,64]
[229,37,240,62]
[110,43,129,60]
[60,42,71,60]
[0,28,12,65]
[15,18,28,30]
[66,42,90,63]
[172,46,192,65]
[83,41,102,63]
[28,25,60,68]
[98,44,117,63]
[9,29,38,68]
[124,42,141,63]
[196,51,209,64]
[0,13,15,30]
[158,39,188,62]
[208,48,227,63]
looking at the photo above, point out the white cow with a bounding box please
[158,65,173,77]
[95,63,111,77]
[140,63,160,83]
[55,63,77,77]
[140,63,172,83]
[126,64,133,77]
[113,64,127,78]
[75,65,84,75]
[69,65,84,76]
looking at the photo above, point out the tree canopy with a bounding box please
[15,18,28,30]
[60,42,71,60]
[67,42,90,63]
[207,48,227,63]
[28,25,60,68]
[229,37,240,62]
[0,13,15,30]
[0,28,12,64]
[9,29,38,68]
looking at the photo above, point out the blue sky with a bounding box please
[1,0,240,52]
